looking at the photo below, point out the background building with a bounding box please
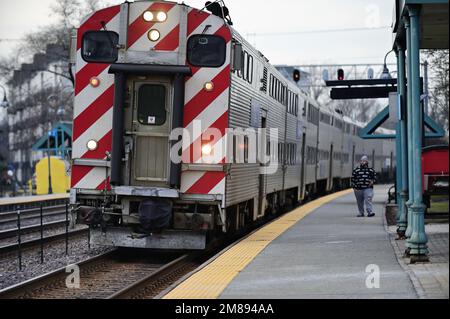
[3,44,73,190]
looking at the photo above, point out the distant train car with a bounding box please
[422,145,449,213]
[69,1,396,250]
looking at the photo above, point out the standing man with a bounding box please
[351,156,376,217]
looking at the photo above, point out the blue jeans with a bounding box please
[354,188,374,215]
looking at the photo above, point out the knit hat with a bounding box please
[361,155,369,162]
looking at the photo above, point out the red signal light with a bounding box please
[293,69,301,83]
[337,69,345,81]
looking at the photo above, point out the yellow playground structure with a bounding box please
[30,122,73,195]
[33,157,70,195]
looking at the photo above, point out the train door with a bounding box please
[314,125,320,191]
[328,144,334,190]
[129,78,173,188]
[258,115,268,215]
[300,132,306,200]
[352,145,356,169]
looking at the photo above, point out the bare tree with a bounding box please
[423,50,449,132]
[0,0,115,86]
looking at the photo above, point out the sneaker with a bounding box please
[357,214,365,217]
[367,213,375,217]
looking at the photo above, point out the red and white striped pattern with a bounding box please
[180,9,232,197]
[127,2,180,52]
[71,2,232,200]
[71,5,121,190]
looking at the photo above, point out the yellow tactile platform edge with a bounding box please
[163,189,353,299]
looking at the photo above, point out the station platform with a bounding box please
[0,193,69,206]
[163,186,449,299]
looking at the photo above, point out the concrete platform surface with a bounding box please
[220,186,418,299]
[389,223,449,299]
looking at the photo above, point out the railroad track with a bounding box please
[0,249,193,299]
[107,254,199,299]
[0,204,67,223]
[0,228,88,255]
[0,198,299,299]
[0,220,69,240]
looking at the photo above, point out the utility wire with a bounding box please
[247,26,391,37]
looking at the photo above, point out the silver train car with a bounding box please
[227,30,395,217]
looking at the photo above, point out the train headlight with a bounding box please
[89,77,100,88]
[143,11,154,22]
[156,11,167,22]
[86,139,98,151]
[202,143,213,156]
[148,29,160,42]
[204,82,214,92]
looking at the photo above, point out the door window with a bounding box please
[137,84,166,126]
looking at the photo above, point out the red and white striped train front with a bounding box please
[70,1,233,250]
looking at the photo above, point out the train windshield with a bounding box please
[82,31,119,63]
[137,84,167,126]
[187,35,226,67]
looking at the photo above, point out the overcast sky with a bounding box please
[0,0,397,66]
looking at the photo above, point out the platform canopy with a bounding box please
[392,0,449,49]
[32,122,72,154]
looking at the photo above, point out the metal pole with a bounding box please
[47,135,53,194]
[55,128,59,158]
[17,207,22,271]
[407,5,428,263]
[65,203,69,256]
[40,203,44,263]
[423,60,429,116]
[397,45,408,238]
[395,117,402,206]
[394,47,403,207]
[404,16,414,244]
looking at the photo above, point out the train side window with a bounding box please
[137,84,166,126]
[261,67,268,92]
[308,105,319,125]
[288,144,296,165]
[187,35,226,67]
[294,95,299,116]
[243,51,249,81]
[233,136,238,164]
[302,101,307,117]
[270,74,274,97]
[244,136,249,163]
[269,74,272,96]
[82,31,119,63]
[247,54,253,84]
[275,79,279,101]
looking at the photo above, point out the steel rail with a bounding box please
[0,228,88,255]
[0,220,68,239]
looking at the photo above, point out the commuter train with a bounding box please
[69,1,396,250]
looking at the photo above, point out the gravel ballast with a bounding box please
[0,233,114,291]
